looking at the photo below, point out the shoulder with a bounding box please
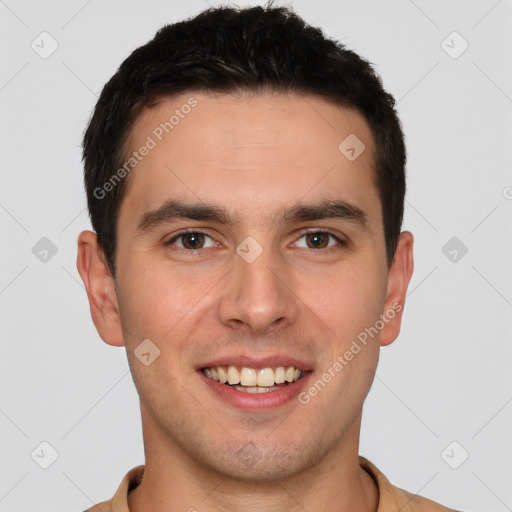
[398,487,459,511]
[83,498,112,512]
[359,456,457,512]
[81,464,144,512]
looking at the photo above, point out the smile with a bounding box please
[202,365,305,394]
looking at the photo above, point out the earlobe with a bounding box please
[380,231,414,347]
[76,230,125,347]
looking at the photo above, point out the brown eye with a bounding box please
[167,231,216,250]
[305,232,330,249]
[181,233,205,249]
[294,231,344,250]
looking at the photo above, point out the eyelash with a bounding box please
[165,228,348,253]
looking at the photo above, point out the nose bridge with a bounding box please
[218,239,299,333]
[238,246,280,296]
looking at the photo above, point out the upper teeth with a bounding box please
[202,366,304,386]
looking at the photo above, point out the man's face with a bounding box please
[110,91,397,481]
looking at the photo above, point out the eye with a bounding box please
[293,230,346,250]
[165,229,346,252]
[166,231,218,250]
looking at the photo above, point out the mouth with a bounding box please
[201,365,306,394]
[198,360,312,411]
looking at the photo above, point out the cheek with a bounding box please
[116,256,221,348]
[305,262,385,344]
[304,266,383,410]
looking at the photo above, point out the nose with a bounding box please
[217,243,301,335]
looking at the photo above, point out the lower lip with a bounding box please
[199,370,312,411]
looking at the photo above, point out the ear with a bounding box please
[76,230,125,347]
[380,231,414,347]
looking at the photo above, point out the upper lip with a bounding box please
[197,355,314,371]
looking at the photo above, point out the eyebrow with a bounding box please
[135,198,368,234]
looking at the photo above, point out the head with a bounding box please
[77,2,413,483]
[83,2,406,277]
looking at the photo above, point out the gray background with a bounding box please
[1,0,511,511]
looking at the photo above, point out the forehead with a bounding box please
[120,90,379,224]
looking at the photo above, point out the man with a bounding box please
[77,2,456,511]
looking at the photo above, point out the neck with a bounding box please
[128,410,379,512]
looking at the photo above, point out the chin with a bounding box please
[204,447,319,484]
[180,427,331,484]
